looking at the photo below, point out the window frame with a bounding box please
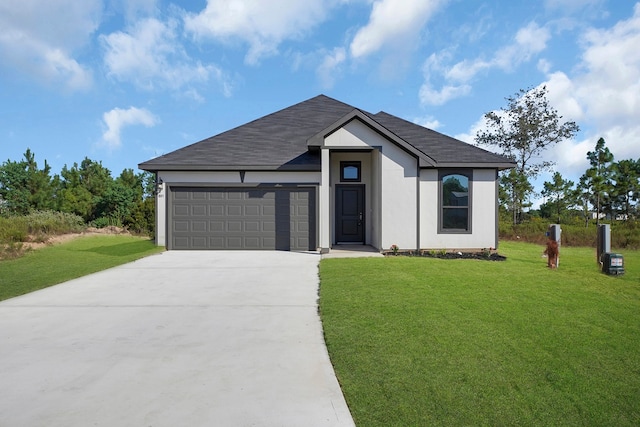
[340,161,361,182]
[438,169,472,234]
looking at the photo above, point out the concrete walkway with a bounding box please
[0,251,354,427]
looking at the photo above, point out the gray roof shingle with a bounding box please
[139,95,514,171]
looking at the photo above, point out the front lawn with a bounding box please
[0,235,164,301]
[319,241,640,426]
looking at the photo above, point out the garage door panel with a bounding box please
[174,221,189,232]
[227,221,242,232]
[210,236,224,247]
[192,236,208,248]
[192,221,207,232]
[169,187,315,250]
[192,205,207,216]
[227,205,242,216]
[210,205,224,216]
[245,205,260,216]
[244,221,260,232]
[174,205,189,216]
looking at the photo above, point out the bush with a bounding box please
[91,216,122,229]
[0,211,85,244]
[24,210,85,235]
[0,217,28,242]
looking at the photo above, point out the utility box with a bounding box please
[602,253,624,276]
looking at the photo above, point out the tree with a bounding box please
[58,158,113,222]
[476,86,579,224]
[575,175,594,227]
[579,138,614,224]
[540,172,575,223]
[499,169,534,225]
[0,149,55,215]
[611,159,639,220]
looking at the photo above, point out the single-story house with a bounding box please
[139,95,515,252]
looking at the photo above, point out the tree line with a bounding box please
[476,86,639,226]
[0,149,155,234]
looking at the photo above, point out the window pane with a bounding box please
[442,208,469,230]
[343,165,359,180]
[442,174,468,206]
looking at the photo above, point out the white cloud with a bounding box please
[420,22,550,105]
[456,4,640,204]
[537,58,552,74]
[413,116,442,130]
[543,3,640,177]
[454,113,500,148]
[350,0,445,59]
[184,0,330,65]
[101,107,159,149]
[0,0,100,90]
[101,17,231,97]
[419,83,471,106]
[317,47,347,88]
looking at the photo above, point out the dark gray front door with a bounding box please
[169,187,316,251]
[335,185,364,244]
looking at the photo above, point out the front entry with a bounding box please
[335,184,365,244]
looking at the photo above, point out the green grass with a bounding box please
[0,235,164,301]
[319,241,640,426]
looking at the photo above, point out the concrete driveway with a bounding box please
[0,251,354,427]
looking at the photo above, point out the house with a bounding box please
[139,95,515,252]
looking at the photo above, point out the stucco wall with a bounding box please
[325,121,418,250]
[420,168,497,250]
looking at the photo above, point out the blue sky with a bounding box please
[1,0,639,206]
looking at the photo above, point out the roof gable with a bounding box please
[139,95,515,172]
[139,95,355,171]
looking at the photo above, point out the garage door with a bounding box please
[168,187,316,251]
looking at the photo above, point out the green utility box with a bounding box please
[602,253,624,276]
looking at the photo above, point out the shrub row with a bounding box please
[500,220,640,250]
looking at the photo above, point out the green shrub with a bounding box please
[0,217,28,242]
[24,210,85,235]
[91,216,122,229]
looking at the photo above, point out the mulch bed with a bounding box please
[384,251,507,261]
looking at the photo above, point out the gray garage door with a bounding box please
[169,187,316,251]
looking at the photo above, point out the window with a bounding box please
[439,171,471,233]
[340,161,361,182]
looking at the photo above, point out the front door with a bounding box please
[335,185,364,243]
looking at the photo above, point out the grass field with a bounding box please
[319,241,640,426]
[0,235,164,301]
